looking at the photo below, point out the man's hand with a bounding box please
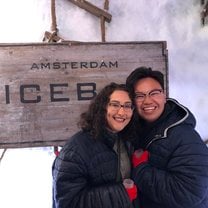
[132,149,149,168]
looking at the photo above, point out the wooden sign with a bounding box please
[0,41,168,148]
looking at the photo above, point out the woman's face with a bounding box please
[106,90,133,132]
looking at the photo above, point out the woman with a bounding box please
[52,82,137,208]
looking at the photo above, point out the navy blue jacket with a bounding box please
[132,98,208,208]
[52,130,136,208]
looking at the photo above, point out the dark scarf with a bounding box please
[100,128,131,180]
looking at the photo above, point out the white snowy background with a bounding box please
[0,0,207,207]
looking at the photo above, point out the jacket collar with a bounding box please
[100,128,119,149]
[162,98,191,138]
[136,98,195,149]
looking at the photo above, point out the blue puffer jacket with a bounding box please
[132,98,208,208]
[52,130,136,208]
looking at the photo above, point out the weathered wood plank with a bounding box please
[0,41,168,148]
[68,0,112,22]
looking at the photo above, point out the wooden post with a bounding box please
[100,16,106,42]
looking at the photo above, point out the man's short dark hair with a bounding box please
[126,67,164,96]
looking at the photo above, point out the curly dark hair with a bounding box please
[77,82,135,140]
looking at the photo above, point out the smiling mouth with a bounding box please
[114,117,126,122]
[143,106,156,112]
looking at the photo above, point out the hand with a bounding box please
[126,184,137,201]
[123,179,137,202]
[132,149,149,168]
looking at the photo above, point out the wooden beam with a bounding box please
[100,16,106,42]
[68,0,112,23]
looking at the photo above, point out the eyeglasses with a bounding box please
[135,89,163,102]
[108,102,134,112]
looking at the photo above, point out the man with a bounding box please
[126,66,208,208]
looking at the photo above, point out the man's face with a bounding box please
[134,77,166,123]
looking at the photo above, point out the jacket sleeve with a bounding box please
[132,127,208,208]
[78,183,132,208]
[52,145,87,208]
[52,142,132,208]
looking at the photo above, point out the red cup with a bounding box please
[123,178,134,189]
[123,178,137,201]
